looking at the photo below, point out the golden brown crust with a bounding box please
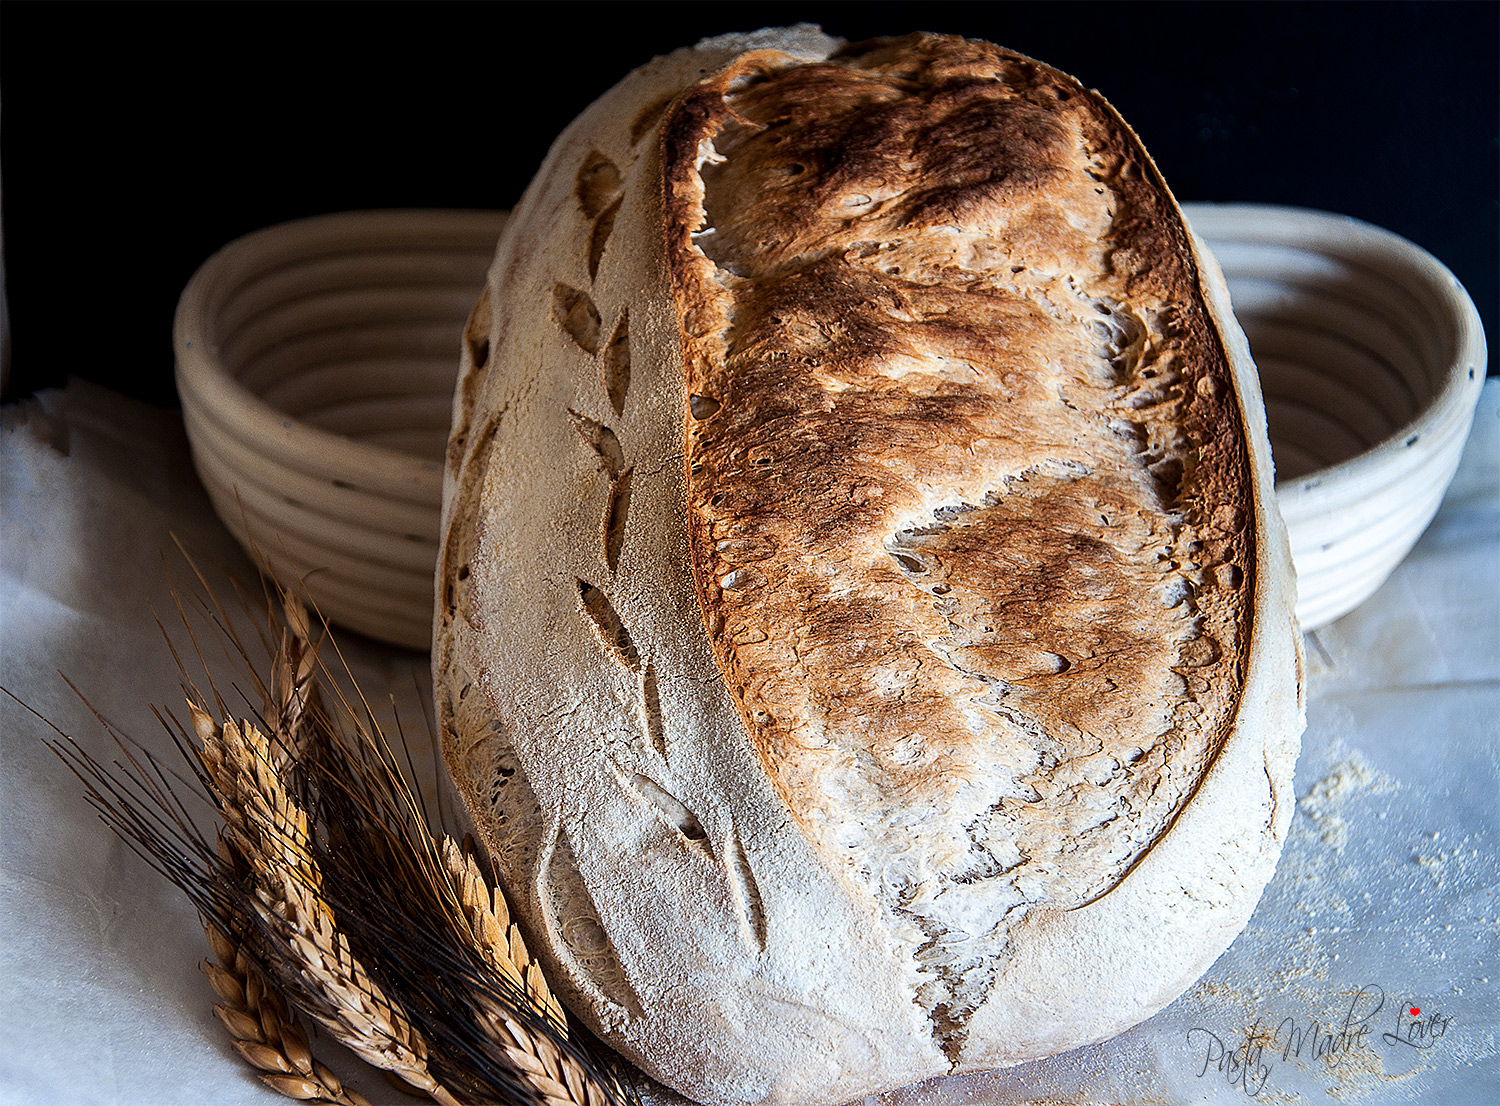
[663,32,1253,1038]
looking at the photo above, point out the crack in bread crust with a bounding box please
[663,33,1253,1054]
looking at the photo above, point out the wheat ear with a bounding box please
[252,590,633,1106]
[200,917,372,1106]
[191,705,462,1106]
[443,837,631,1105]
[265,589,319,770]
[444,835,566,1028]
[201,587,357,1104]
[37,559,643,1106]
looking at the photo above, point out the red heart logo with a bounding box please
[1410,1007,1421,1016]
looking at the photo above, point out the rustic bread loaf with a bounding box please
[434,27,1303,1105]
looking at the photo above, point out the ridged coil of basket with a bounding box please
[1184,204,1487,631]
[175,210,508,650]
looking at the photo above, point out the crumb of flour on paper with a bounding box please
[860,1046,1177,1105]
[1231,1079,1304,1106]
[1322,1043,1434,1102]
[1408,834,1485,891]
[1297,750,1396,851]
[930,1094,1175,1106]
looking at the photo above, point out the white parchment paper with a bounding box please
[3,380,1496,1105]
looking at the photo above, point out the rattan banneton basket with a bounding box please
[174,210,508,649]
[1183,204,1487,630]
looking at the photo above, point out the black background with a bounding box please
[3,1,1496,407]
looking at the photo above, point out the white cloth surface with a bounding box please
[2,380,1496,1105]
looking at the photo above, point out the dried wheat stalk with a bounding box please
[196,588,371,1105]
[201,916,371,1106]
[443,836,566,1029]
[262,598,637,1104]
[226,598,636,1105]
[442,837,631,1106]
[266,590,319,771]
[191,704,461,1106]
[36,562,641,1106]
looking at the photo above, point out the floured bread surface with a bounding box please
[435,27,1301,1106]
[662,36,1251,1044]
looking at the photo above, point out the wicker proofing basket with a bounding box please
[1185,204,1488,631]
[174,209,508,650]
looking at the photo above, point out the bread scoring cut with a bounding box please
[435,27,1301,1106]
